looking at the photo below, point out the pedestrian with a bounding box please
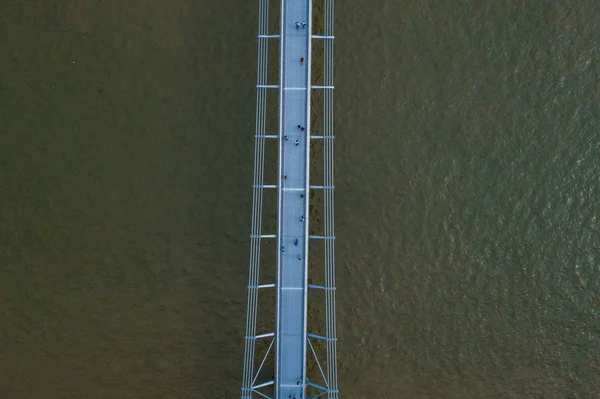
[294,238,298,246]
[281,246,285,252]
[301,21,307,28]
[300,216,305,222]
[297,255,302,260]
[284,135,288,141]
[300,126,305,131]
[284,175,288,180]
[295,22,300,29]
[295,139,300,146]
[300,57,304,64]
[297,124,301,129]
[300,193,304,198]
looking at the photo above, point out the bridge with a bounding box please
[241,0,338,398]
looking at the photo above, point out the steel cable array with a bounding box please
[241,0,270,396]
[322,0,338,397]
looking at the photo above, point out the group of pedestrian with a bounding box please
[279,217,305,259]
[282,124,307,183]
[280,123,306,260]
[283,124,304,158]
[296,21,307,64]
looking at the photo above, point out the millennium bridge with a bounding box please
[240,0,338,398]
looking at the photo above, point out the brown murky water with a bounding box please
[2,1,600,398]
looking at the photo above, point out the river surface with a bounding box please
[2,1,599,398]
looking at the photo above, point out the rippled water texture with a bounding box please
[1,1,599,398]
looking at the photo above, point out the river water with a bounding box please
[1,1,599,398]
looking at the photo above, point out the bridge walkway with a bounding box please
[275,0,312,398]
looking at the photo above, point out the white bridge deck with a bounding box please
[241,0,337,397]
[274,0,312,398]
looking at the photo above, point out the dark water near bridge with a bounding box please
[2,1,599,398]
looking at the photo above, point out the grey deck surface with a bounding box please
[276,1,310,398]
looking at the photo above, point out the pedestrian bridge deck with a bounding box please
[275,1,311,398]
[242,0,338,397]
